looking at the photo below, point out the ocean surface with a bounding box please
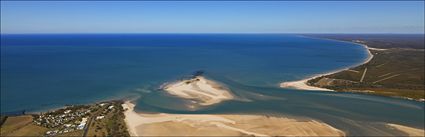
[1,34,423,136]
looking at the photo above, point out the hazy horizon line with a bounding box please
[1,32,424,35]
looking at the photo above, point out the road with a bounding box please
[360,68,368,82]
[82,116,94,137]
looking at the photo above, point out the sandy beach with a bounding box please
[122,101,346,136]
[280,43,374,91]
[162,76,233,106]
[387,124,425,136]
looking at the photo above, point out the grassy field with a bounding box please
[306,34,424,100]
[57,130,84,136]
[0,115,48,136]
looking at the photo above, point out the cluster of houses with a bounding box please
[34,108,91,128]
[33,102,117,136]
[99,103,115,116]
[44,117,87,136]
[33,106,92,136]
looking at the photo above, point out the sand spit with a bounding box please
[280,77,334,91]
[122,101,345,137]
[387,124,425,136]
[280,43,373,91]
[368,47,388,51]
[162,76,233,106]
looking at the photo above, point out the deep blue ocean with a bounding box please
[1,34,423,136]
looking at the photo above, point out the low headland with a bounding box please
[281,34,425,102]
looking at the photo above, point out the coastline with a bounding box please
[280,40,374,91]
[5,99,422,136]
[121,101,346,136]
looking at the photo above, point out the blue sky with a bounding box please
[1,1,424,34]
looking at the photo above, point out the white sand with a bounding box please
[163,76,233,105]
[122,101,345,137]
[387,124,425,136]
[280,79,334,91]
[280,43,374,91]
[368,47,388,51]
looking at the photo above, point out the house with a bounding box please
[64,110,72,114]
[77,117,88,130]
[96,116,105,120]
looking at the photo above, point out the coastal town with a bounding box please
[0,101,129,136]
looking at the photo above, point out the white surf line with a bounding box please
[360,68,368,82]
[367,47,388,51]
[373,74,401,84]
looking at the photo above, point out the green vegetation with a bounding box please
[306,34,424,101]
[1,101,130,137]
[86,101,130,137]
[305,34,424,49]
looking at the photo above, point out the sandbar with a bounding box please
[387,124,425,137]
[162,76,233,105]
[122,101,345,136]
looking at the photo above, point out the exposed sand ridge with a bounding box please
[162,76,233,106]
[387,124,425,136]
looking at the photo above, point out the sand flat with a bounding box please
[163,76,233,105]
[122,101,346,137]
[280,79,333,91]
[387,124,425,136]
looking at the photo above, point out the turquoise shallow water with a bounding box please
[1,34,423,136]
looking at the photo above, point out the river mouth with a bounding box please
[132,72,423,136]
[1,34,424,136]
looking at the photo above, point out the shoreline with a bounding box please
[280,40,374,92]
[121,101,346,136]
[122,101,424,136]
